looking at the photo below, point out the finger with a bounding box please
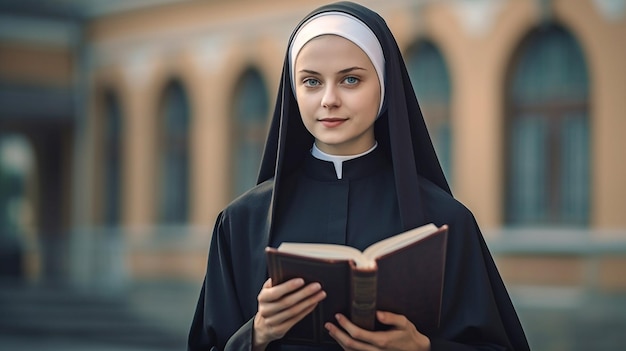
[256,289,326,342]
[283,297,319,325]
[260,290,325,339]
[260,282,323,313]
[279,282,323,307]
[264,288,326,325]
[258,278,305,302]
[333,313,380,346]
[376,310,408,329]
[324,322,350,347]
[325,320,377,351]
[259,282,323,320]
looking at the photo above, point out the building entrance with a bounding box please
[0,122,73,283]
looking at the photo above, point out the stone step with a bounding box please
[0,282,186,350]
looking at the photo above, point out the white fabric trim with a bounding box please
[289,12,385,116]
[311,142,378,179]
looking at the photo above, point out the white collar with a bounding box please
[310,142,378,179]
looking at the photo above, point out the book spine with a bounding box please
[350,268,377,330]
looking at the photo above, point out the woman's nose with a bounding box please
[321,85,340,109]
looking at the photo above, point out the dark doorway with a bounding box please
[0,119,74,283]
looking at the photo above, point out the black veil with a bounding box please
[257,1,451,234]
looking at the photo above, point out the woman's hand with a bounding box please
[325,311,431,351]
[253,278,326,350]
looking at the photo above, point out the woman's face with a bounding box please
[294,34,381,155]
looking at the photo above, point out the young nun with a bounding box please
[188,2,529,351]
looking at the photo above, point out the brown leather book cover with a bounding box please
[265,224,448,345]
[375,226,448,334]
[265,251,352,345]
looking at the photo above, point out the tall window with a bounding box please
[406,40,453,183]
[158,81,190,223]
[505,25,590,226]
[231,68,269,197]
[102,91,122,226]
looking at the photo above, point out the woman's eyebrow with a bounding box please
[298,69,321,75]
[297,66,366,75]
[337,66,366,74]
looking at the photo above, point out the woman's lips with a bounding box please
[319,118,348,128]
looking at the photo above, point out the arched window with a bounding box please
[505,25,590,226]
[406,41,453,183]
[158,81,190,223]
[231,68,269,198]
[102,91,122,226]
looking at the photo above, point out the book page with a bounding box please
[362,223,438,260]
[276,224,440,269]
[276,243,370,267]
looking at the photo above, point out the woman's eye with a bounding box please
[303,78,320,87]
[343,76,359,85]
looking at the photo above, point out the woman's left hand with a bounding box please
[325,311,431,351]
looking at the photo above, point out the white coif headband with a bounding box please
[289,12,385,116]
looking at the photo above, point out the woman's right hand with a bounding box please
[253,278,326,350]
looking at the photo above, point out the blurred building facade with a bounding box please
[1,0,625,299]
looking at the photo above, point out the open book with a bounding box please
[265,223,448,345]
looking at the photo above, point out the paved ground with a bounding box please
[512,287,626,351]
[1,281,625,350]
[0,280,192,351]
[0,336,159,351]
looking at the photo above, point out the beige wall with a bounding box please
[0,43,73,86]
[82,0,626,282]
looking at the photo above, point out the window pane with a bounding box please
[405,41,453,183]
[507,115,549,224]
[559,112,589,225]
[103,92,122,226]
[232,69,269,197]
[407,42,451,104]
[159,82,189,223]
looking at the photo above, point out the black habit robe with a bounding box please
[189,2,529,350]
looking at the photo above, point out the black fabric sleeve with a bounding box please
[430,338,484,351]
[430,204,528,351]
[224,318,255,351]
[188,212,249,351]
[188,283,214,351]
